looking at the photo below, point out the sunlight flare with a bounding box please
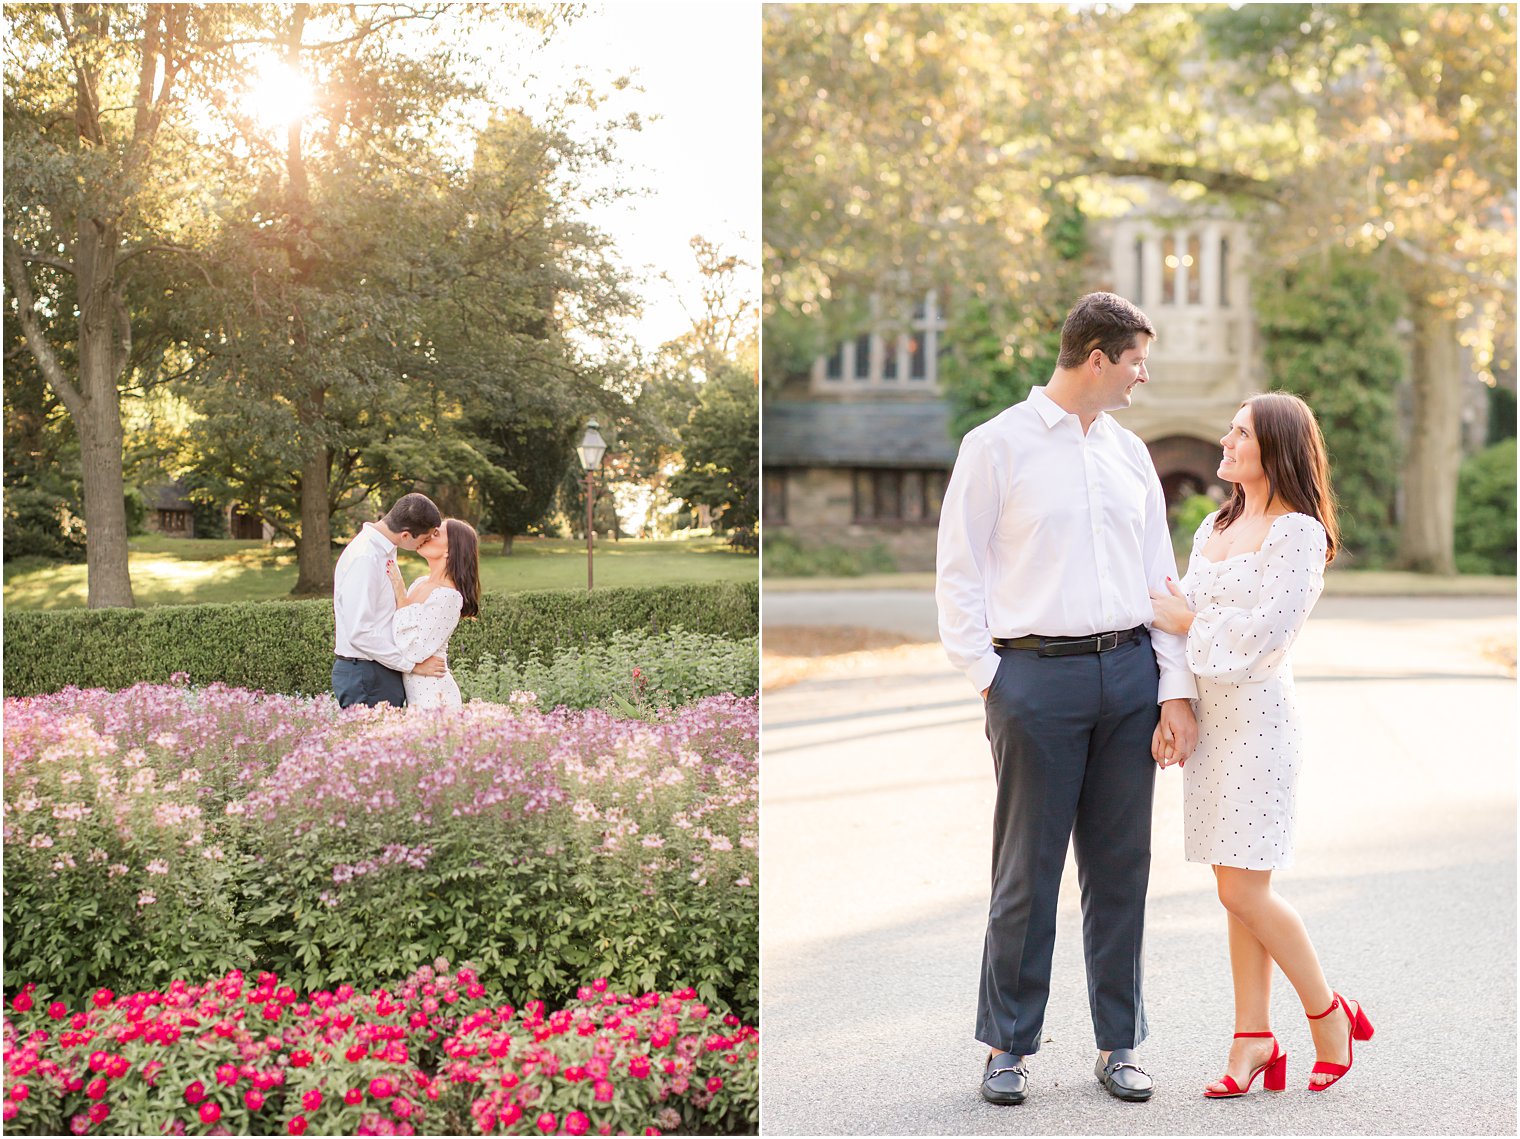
[242,59,313,132]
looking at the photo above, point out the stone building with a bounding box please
[763,208,1256,571]
[143,480,196,538]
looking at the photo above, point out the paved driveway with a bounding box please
[760,593,1516,1135]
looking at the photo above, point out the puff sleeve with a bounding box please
[1186,514,1326,684]
[393,588,463,666]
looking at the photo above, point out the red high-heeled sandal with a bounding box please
[1306,992,1374,1091]
[1202,1031,1287,1098]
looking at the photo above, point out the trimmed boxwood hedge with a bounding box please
[2,580,758,698]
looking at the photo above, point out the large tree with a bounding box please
[669,360,759,532]
[3,5,243,605]
[763,3,1515,571]
[173,6,627,591]
[1195,4,1516,572]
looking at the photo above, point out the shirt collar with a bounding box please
[362,522,397,556]
[1028,385,1110,435]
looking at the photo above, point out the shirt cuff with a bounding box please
[1157,670,1198,703]
[967,651,1002,697]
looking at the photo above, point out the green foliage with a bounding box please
[1254,251,1406,565]
[1170,494,1218,557]
[764,4,1516,572]
[458,628,759,710]
[762,531,897,577]
[1454,439,1517,574]
[475,421,575,550]
[1488,384,1517,445]
[122,485,148,536]
[1,581,758,698]
[3,687,758,1023]
[2,486,87,563]
[669,364,760,530]
[1,969,758,1136]
[940,299,1060,440]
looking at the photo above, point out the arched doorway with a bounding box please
[1146,435,1229,510]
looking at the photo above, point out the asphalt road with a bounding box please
[759,592,1517,1135]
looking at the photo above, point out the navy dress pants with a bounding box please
[976,634,1160,1056]
[332,657,406,709]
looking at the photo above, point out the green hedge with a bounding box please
[1455,438,1518,574]
[2,581,758,698]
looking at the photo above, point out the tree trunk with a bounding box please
[500,531,515,556]
[293,448,333,595]
[293,387,334,595]
[75,219,136,608]
[284,5,334,598]
[76,402,136,608]
[1396,293,1463,574]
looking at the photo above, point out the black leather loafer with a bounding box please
[981,1052,1028,1105]
[1095,1048,1153,1101]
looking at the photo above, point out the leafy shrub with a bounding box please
[458,629,758,711]
[2,581,759,698]
[761,532,896,577]
[2,486,87,563]
[1455,438,1517,574]
[3,685,758,1021]
[1170,494,1218,561]
[1255,250,1405,564]
[1,964,759,1136]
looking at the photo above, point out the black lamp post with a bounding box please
[576,420,607,591]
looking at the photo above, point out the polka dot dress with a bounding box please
[1180,512,1326,870]
[395,583,464,709]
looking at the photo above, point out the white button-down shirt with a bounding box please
[333,523,419,674]
[936,386,1197,702]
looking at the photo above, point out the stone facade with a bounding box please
[764,204,1256,570]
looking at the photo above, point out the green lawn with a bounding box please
[2,535,757,611]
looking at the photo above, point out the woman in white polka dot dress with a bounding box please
[1150,393,1374,1098]
[384,519,480,709]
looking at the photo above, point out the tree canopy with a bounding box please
[4,3,667,600]
[764,3,1516,571]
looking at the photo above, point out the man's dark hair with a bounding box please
[1056,292,1156,369]
[382,493,442,539]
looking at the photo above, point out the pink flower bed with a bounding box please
[3,684,758,1032]
[2,963,758,1136]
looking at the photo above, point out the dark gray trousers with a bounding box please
[332,657,406,709]
[976,634,1160,1056]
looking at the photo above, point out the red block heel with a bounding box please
[1306,992,1373,1091]
[1202,1031,1287,1098]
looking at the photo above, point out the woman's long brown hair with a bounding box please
[443,519,481,618]
[1215,392,1340,564]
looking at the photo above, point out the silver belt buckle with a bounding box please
[1096,631,1119,652]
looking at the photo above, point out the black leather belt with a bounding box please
[992,626,1146,657]
[334,655,370,664]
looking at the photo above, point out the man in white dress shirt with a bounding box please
[332,492,448,708]
[936,292,1199,1106]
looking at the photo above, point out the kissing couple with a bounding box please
[330,492,481,711]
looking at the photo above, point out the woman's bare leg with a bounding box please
[1205,903,1278,1092]
[1213,866,1353,1088]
